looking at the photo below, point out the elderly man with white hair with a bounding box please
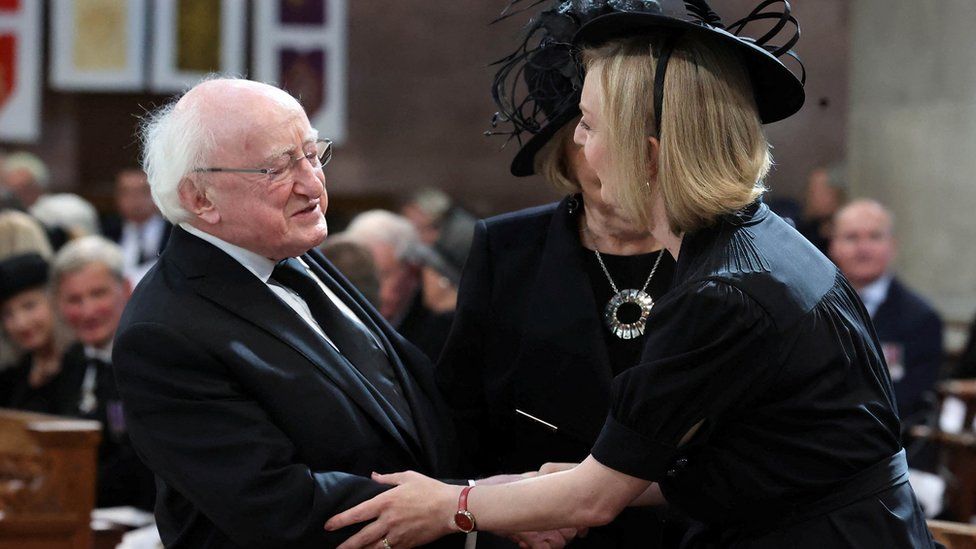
[342,210,456,361]
[0,151,48,208]
[51,235,156,510]
[111,78,462,548]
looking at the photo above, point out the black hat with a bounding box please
[574,0,806,129]
[489,1,667,177]
[0,253,50,304]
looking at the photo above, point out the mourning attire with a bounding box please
[590,203,936,548]
[438,196,676,548]
[113,227,461,548]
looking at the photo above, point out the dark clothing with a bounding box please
[0,352,73,413]
[397,291,454,362]
[113,227,461,549]
[57,343,156,510]
[582,249,674,376]
[956,314,976,379]
[871,278,944,423]
[437,196,675,548]
[591,203,935,548]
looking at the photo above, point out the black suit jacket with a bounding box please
[436,197,668,547]
[113,227,461,548]
[872,277,943,423]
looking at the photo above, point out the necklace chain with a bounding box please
[584,222,664,294]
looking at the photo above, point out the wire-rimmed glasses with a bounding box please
[193,138,333,183]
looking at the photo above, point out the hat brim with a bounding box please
[509,100,581,177]
[574,12,805,124]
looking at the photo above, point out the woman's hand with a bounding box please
[324,471,460,549]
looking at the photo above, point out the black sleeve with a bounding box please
[434,220,496,476]
[592,279,773,481]
[113,321,387,548]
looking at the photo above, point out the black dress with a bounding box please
[0,353,71,414]
[437,195,677,548]
[590,202,937,548]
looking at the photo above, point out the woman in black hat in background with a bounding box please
[0,253,73,413]
[436,1,675,546]
[326,1,938,548]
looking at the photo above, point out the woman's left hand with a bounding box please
[325,471,460,549]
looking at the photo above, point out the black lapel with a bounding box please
[303,249,440,470]
[165,228,419,462]
[516,197,613,441]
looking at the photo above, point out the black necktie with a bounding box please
[271,258,416,436]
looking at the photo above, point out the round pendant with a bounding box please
[603,289,654,340]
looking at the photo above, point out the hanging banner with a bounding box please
[150,0,246,92]
[0,0,41,142]
[253,0,348,144]
[49,0,147,91]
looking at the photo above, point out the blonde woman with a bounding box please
[325,2,937,548]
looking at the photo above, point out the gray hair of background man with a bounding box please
[343,210,426,264]
[29,193,100,238]
[51,235,126,289]
[1,151,49,188]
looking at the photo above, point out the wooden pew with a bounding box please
[0,408,101,549]
[929,519,976,549]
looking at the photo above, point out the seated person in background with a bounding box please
[0,151,48,209]
[342,210,455,361]
[0,209,55,371]
[400,187,476,275]
[830,199,943,427]
[52,236,155,510]
[797,166,846,253]
[0,253,72,412]
[954,317,976,379]
[29,193,101,249]
[320,235,382,308]
[101,168,172,284]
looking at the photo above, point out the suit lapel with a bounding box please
[516,197,614,443]
[166,228,420,463]
[303,250,440,470]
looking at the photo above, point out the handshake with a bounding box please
[324,461,586,549]
[474,462,584,549]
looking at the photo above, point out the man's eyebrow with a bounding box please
[263,133,320,162]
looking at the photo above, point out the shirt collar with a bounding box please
[180,223,278,283]
[84,342,114,363]
[858,273,893,318]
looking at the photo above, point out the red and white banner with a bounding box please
[253,0,348,144]
[0,0,41,143]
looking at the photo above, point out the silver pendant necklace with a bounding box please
[585,224,664,340]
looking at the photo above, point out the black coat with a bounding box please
[436,197,673,548]
[871,277,943,423]
[589,203,935,548]
[112,227,461,549]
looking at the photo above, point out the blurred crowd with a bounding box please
[1,146,975,519]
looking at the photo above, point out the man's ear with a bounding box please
[178,177,220,225]
[648,136,661,181]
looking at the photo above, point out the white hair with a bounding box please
[29,193,100,237]
[2,151,49,188]
[140,86,217,223]
[51,235,125,289]
[343,210,425,263]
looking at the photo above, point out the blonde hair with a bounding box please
[0,210,53,260]
[535,120,581,195]
[582,34,771,234]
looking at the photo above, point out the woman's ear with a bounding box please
[647,136,661,181]
[178,177,220,225]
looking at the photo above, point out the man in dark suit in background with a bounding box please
[830,199,943,427]
[113,78,460,548]
[101,168,172,283]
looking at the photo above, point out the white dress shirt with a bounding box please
[180,224,382,352]
[857,273,893,319]
[121,215,167,274]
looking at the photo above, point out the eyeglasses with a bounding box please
[193,138,333,183]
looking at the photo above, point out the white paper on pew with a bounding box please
[92,506,155,528]
[939,396,967,433]
[908,468,945,518]
[118,524,163,549]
